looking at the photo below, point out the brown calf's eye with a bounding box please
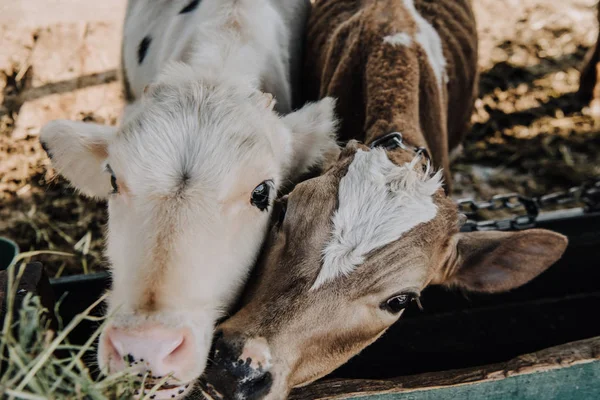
[251,180,273,211]
[382,293,416,314]
[274,195,288,226]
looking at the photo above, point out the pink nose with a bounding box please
[103,325,194,379]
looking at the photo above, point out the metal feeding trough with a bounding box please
[32,188,600,398]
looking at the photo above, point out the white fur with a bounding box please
[383,32,412,47]
[122,0,306,113]
[41,0,336,390]
[280,97,339,179]
[402,0,447,89]
[312,149,442,289]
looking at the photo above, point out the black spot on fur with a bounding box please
[138,36,152,64]
[179,0,201,14]
[121,42,135,102]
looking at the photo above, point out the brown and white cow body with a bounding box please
[302,0,479,187]
[201,1,568,399]
[39,1,339,399]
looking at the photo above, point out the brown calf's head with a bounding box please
[202,141,568,399]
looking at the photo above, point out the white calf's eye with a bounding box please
[106,164,119,194]
[251,180,273,211]
[381,293,416,314]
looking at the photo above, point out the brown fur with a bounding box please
[304,0,478,186]
[88,143,109,160]
[207,142,567,399]
[139,201,182,312]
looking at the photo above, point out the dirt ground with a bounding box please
[1,0,599,276]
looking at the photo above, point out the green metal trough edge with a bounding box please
[350,360,600,400]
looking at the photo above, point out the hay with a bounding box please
[0,253,166,400]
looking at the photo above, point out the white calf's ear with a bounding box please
[40,120,117,198]
[280,97,339,180]
[261,92,277,111]
[436,229,568,293]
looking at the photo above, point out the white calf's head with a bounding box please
[40,69,337,398]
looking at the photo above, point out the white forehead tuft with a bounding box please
[312,149,443,290]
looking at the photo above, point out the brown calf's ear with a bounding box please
[320,145,342,172]
[338,140,368,159]
[439,229,568,293]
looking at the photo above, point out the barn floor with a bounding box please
[1,0,599,276]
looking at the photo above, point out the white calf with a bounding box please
[40,1,337,398]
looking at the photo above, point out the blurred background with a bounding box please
[1,0,599,277]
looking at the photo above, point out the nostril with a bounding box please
[211,336,239,369]
[163,335,186,362]
[243,370,272,394]
[105,330,124,359]
[101,330,127,373]
[207,338,220,367]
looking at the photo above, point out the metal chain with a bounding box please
[457,179,600,232]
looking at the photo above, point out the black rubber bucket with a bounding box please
[0,237,19,271]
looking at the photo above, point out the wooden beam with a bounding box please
[290,336,600,399]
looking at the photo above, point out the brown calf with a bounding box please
[200,0,568,399]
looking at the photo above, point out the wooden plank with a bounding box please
[0,0,125,27]
[341,362,600,400]
[290,336,600,399]
[11,21,123,138]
